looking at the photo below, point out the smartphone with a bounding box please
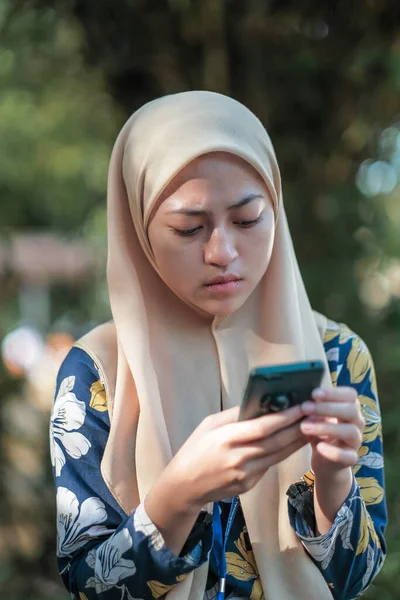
[239,360,325,421]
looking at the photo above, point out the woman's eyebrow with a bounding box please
[228,193,264,209]
[166,194,264,216]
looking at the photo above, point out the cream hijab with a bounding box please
[80,91,333,600]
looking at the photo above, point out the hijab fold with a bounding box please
[81,91,333,600]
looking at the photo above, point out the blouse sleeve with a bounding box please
[51,346,212,600]
[287,325,387,599]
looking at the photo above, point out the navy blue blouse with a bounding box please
[50,320,386,600]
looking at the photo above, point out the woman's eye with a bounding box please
[235,215,263,228]
[172,226,202,237]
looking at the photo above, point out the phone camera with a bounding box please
[275,394,290,410]
[267,394,290,412]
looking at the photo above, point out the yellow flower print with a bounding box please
[356,505,370,555]
[338,325,354,345]
[89,379,108,412]
[359,395,382,444]
[147,580,172,598]
[226,531,263,600]
[356,476,384,506]
[324,321,355,346]
[354,446,369,476]
[250,577,264,600]
[347,337,370,385]
[369,362,378,398]
[147,575,186,598]
[356,503,381,555]
[227,532,257,581]
[323,321,341,344]
[354,444,383,475]
[329,370,337,386]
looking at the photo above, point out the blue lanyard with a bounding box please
[212,497,239,600]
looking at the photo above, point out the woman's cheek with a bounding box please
[244,233,274,277]
[162,244,202,282]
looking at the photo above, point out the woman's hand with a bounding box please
[300,386,365,475]
[167,404,307,508]
[300,386,365,534]
[144,405,307,553]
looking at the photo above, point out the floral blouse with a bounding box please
[50,320,386,600]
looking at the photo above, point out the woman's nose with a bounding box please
[204,228,238,267]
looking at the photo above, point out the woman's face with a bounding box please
[148,153,275,316]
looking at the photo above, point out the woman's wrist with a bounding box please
[313,466,353,535]
[314,464,353,487]
[144,470,203,555]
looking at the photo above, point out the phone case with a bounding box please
[239,360,325,421]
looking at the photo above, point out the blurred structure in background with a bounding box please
[1,1,400,598]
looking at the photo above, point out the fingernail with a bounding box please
[302,401,316,412]
[300,421,313,432]
[312,388,325,400]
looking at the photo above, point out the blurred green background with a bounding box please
[1,1,399,598]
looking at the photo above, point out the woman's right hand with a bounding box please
[162,404,307,510]
[145,406,308,554]
[144,405,307,555]
[174,406,308,507]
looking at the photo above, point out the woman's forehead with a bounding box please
[181,152,263,176]
[157,152,267,203]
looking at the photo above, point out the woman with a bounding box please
[51,91,386,600]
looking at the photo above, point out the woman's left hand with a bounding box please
[300,386,365,476]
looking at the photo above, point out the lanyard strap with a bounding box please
[212,497,239,600]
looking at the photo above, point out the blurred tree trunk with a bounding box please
[201,0,229,93]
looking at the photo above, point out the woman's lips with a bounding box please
[204,278,243,294]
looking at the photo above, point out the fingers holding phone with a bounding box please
[225,359,326,490]
[300,386,365,473]
[154,396,307,513]
[147,361,325,518]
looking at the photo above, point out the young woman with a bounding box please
[51,91,386,600]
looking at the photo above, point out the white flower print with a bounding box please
[133,502,164,551]
[299,504,354,570]
[361,545,375,591]
[325,346,339,363]
[57,486,109,557]
[86,528,136,595]
[50,376,91,476]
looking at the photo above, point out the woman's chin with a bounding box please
[193,296,246,317]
